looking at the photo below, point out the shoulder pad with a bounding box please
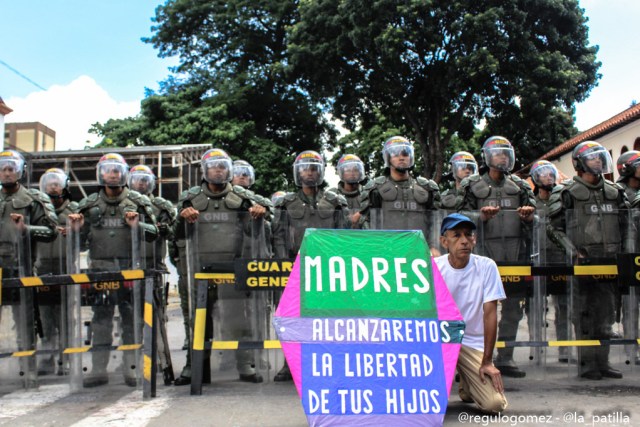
[459,174,480,189]
[68,201,80,213]
[283,192,297,202]
[547,184,566,216]
[128,191,152,207]
[188,186,202,195]
[152,196,175,212]
[27,188,49,203]
[327,186,338,193]
[362,180,376,191]
[78,193,99,210]
[324,189,338,201]
[374,176,386,185]
[511,174,533,191]
[415,176,439,192]
[233,185,247,195]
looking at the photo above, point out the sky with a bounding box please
[1,0,639,151]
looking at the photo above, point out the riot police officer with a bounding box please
[272,150,348,381]
[68,153,158,387]
[530,160,573,363]
[548,141,630,380]
[174,148,267,386]
[359,136,441,250]
[457,136,536,378]
[616,151,640,202]
[0,150,58,386]
[329,154,366,228]
[34,168,77,375]
[440,151,478,212]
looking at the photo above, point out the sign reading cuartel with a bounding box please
[274,229,464,427]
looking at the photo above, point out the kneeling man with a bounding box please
[435,213,508,413]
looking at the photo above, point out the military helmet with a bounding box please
[449,151,478,182]
[337,154,365,184]
[382,136,415,170]
[128,164,156,195]
[530,160,558,191]
[616,150,640,178]
[571,141,612,175]
[39,167,69,197]
[293,150,324,187]
[201,148,233,184]
[0,149,26,185]
[481,136,515,173]
[232,159,255,188]
[97,153,128,187]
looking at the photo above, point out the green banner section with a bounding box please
[300,229,436,318]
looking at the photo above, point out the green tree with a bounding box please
[289,0,600,181]
[142,0,336,192]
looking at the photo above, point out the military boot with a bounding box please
[274,360,292,382]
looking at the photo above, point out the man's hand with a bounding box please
[350,211,362,228]
[480,206,500,222]
[479,362,504,394]
[180,207,200,224]
[124,211,139,227]
[517,206,535,223]
[248,204,266,219]
[57,225,68,236]
[67,213,85,230]
[10,213,26,232]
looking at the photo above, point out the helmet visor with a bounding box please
[531,164,557,189]
[232,165,255,187]
[128,172,155,194]
[579,148,613,175]
[484,147,515,172]
[338,161,364,184]
[39,170,68,195]
[98,161,128,187]
[451,160,478,181]
[383,143,415,169]
[0,158,24,185]
[203,158,232,184]
[293,161,324,187]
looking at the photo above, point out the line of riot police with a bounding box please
[2,134,640,392]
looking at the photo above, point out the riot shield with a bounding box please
[368,208,445,255]
[621,209,639,370]
[67,215,146,390]
[565,207,629,379]
[186,211,272,394]
[475,209,533,379]
[0,213,37,390]
[34,226,67,379]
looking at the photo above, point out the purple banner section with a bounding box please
[307,413,444,427]
[273,317,464,344]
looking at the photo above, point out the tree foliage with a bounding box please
[289,0,600,180]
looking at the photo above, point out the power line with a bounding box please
[0,58,47,91]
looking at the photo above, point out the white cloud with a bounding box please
[5,76,140,151]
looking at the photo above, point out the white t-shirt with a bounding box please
[435,253,506,351]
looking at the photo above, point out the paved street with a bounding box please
[1,293,639,426]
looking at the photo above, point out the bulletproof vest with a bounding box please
[0,186,53,270]
[144,195,173,268]
[565,179,622,257]
[619,182,638,205]
[467,174,527,262]
[374,177,433,234]
[535,195,564,263]
[334,184,361,211]
[81,189,143,269]
[281,189,341,255]
[35,200,76,274]
[186,183,250,264]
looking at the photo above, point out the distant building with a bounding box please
[0,97,13,147]
[4,121,56,152]
[522,103,640,181]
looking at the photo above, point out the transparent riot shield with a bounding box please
[67,214,146,390]
[368,208,445,255]
[475,209,533,379]
[34,226,67,379]
[0,213,37,389]
[186,211,272,394]
[565,207,629,379]
[621,209,639,371]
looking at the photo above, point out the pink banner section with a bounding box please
[431,258,463,395]
[275,254,301,318]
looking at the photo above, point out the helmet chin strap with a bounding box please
[1,181,18,190]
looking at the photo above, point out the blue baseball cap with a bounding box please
[440,213,476,235]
